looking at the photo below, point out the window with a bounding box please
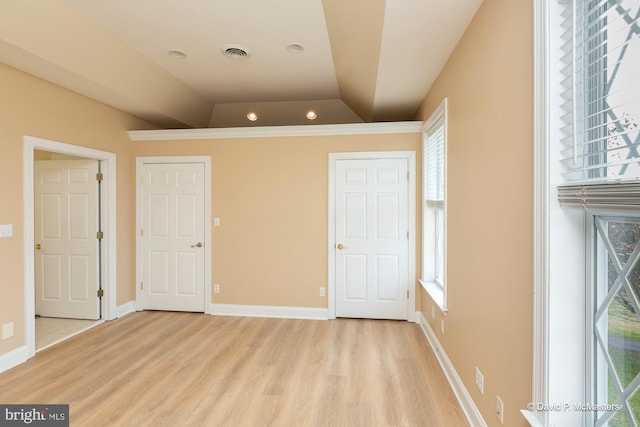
[562,1,640,424]
[420,98,447,311]
[592,215,640,426]
[532,0,640,426]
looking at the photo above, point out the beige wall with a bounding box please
[416,0,533,426]
[0,62,421,359]
[131,134,421,308]
[0,64,152,355]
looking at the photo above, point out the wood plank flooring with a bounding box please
[0,312,468,426]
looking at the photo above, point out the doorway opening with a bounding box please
[33,151,103,351]
[24,136,116,358]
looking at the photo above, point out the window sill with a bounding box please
[520,410,544,427]
[418,279,447,313]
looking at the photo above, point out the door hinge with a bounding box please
[140,229,144,237]
[407,230,409,239]
[407,171,410,181]
[96,231,104,240]
[407,290,410,299]
[97,289,104,298]
[140,175,144,185]
[96,173,104,182]
[140,282,144,290]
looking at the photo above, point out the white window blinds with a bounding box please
[558,0,640,210]
[426,120,445,206]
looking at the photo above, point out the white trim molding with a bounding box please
[116,301,136,318]
[23,136,117,360]
[128,121,423,141]
[0,345,29,375]
[532,0,550,424]
[210,304,329,320]
[417,311,487,427]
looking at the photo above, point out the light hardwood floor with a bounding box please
[0,312,468,426]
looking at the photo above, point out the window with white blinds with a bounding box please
[558,0,640,210]
[421,98,447,307]
[549,2,640,425]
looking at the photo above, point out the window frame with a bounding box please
[530,0,589,425]
[420,98,448,312]
[530,1,640,426]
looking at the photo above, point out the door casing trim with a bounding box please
[24,136,117,358]
[328,151,416,322]
[135,156,212,314]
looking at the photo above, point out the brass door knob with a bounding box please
[35,243,41,250]
[191,242,203,248]
[336,243,344,250]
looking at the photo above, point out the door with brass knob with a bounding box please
[334,157,409,320]
[34,159,100,320]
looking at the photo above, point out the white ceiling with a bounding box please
[0,0,482,128]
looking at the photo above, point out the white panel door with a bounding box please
[142,163,205,312]
[335,158,409,319]
[34,160,100,320]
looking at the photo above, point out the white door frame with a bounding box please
[328,151,416,322]
[135,156,212,314]
[23,136,117,358]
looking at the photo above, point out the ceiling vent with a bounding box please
[222,45,250,59]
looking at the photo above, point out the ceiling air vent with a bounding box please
[222,45,250,59]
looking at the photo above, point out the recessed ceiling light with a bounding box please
[306,111,317,120]
[246,112,258,121]
[167,49,187,59]
[286,43,304,53]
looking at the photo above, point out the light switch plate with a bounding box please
[0,224,13,238]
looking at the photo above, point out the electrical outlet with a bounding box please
[475,367,484,394]
[496,395,504,424]
[213,284,220,294]
[2,322,14,339]
[319,287,325,297]
[440,318,445,334]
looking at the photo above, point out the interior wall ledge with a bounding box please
[128,121,424,141]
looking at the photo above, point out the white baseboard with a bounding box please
[210,303,329,320]
[115,301,136,318]
[0,345,29,374]
[417,311,487,427]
